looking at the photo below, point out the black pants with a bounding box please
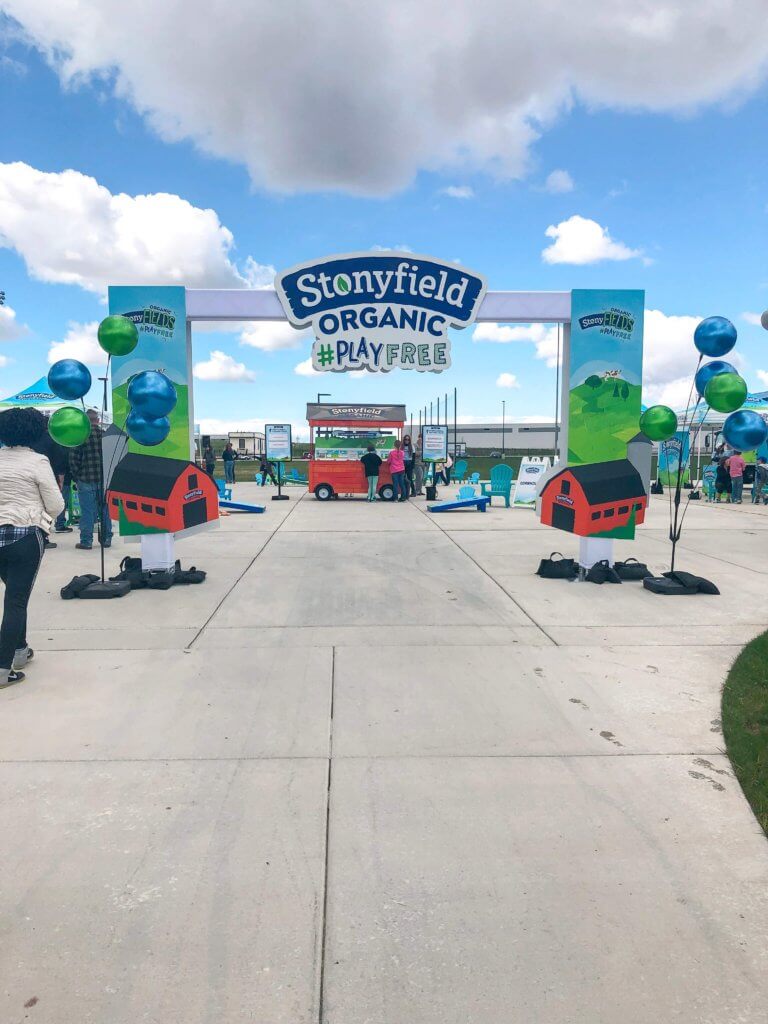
[404,461,415,496]
[0,530,45,671]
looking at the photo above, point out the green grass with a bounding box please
[567,378,642,464]
[722,631,768,835]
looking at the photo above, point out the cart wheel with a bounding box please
[314,483,334,501]
[378,483,395,501]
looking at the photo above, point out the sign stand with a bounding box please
[266,423,292,501]
[273,461,289,501]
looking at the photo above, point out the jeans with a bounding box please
[0,530,45,671]
[731,476,743,503]
[414,463,424,495]
[752,481,764,503]
[367,475,378,500]
[392,471,407,500]
[55,476,69,530]
[404,461,415,496]
[78,480,113,546]
[224,461,235,483]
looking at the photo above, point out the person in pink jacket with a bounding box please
[387,440,407,502]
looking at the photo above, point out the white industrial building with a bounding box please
[448,421,559,453]
[228,430,266,457]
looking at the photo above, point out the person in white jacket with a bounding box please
[0,408,65,687]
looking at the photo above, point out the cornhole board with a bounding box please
[428,496,490,513]
[219,499,266,514]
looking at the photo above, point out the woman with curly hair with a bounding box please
[0,407,64,688]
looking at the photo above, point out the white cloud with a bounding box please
[241,322,311,352]
[496,372,520,388]
[757,370,768,387]
[4,2,768,195]
[742,312,763,326]
[47,321,106,367]
[440,185,474,199]
[473,321,561,366]
[294,357,321,377]
[193,349,256,382]
[0,54,26,76]
[0,354,10,368]
[0,161,272,294]
[543,169,574,194]
[542,215,642,264]
[0,303,28,341]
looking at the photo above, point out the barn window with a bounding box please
[111,497,119,507]
[633,502,642,511]
[126,500,137,510]
[155,507,166,516]
[604,508,615,518]
[188,473,198,488]
[141,503,152,513]
[618,505,629,515]
[591,511,601,521]
[560,480,571,496]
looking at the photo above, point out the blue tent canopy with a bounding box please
[0,376,66,410]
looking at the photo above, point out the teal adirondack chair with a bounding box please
[453,458,468,482]
[481,464,514,507]
[457,485,477,500]
[469,471,480,485]
[215,478,232,501]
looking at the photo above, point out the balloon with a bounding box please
[126,410,171,447]
[127,370,177,419]
[761,310,768,331]
[722,410,768,452]
[639,404,678,442]
[694,359,736,398]
[47,359,92,401]
[693,316,737,357]
[97,315,139,357]
[704,372,747,414]
[48,407,91,448]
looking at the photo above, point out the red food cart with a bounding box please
[306,402,406,500]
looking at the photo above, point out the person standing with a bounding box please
[387,440,407,501]
[222,442,236,484]
[402,434,416,496]
[70,409,113,550]
[715,456,732,503]
[33,429,70,544]
[360,445,382,501]
[444,451,454,484]
[753,456,768,504]
[0,408,65,687]
[727,449,746,504]
[203,444,216,476]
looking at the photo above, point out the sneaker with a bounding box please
[103,540,112,548]
[76,542,93,550]
[55,526,74,533]
[44,540,57,549]
[0,669,25,689]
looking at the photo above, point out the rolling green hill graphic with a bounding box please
[567,375,642,465]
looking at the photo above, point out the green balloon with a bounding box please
[97,315,139,357]
[639,404,678,442]
[704,372,747,414]
[48,406,91,448]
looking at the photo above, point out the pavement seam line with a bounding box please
[186,492,304,649]
[317,645,336,1024]
[409,499,558,645]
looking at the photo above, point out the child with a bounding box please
[387,440,407,501]
[360,445,382,501]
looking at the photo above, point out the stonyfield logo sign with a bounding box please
[577,307,636,340]
[275,252,487,373]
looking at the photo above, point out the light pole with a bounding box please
[317,392,331,404]
[502,400,506,458]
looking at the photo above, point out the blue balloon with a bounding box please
[126,410,171,447]
[722,410,768,452]
[694,316,737,357]
[127,370,177,419]
[695,359,737,398]
[47,359,92,401]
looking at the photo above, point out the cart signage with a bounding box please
[422,425,448,462]
[276,252,487,374]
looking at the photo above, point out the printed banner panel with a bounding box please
[422,425,448,462]
[658,431,691,486]
[266,424,292,462]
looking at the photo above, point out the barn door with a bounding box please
[551,503,575,532]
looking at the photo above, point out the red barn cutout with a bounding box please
[107,454,219,534]
[539,459,647,537]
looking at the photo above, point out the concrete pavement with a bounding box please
[1,484,767,1023]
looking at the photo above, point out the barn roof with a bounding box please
[108,453,197,501]
[546,459,646,504]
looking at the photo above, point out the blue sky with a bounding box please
[1,4,767,440]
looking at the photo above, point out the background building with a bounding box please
[228,431,265,457]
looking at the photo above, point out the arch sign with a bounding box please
[275,252,487,373]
